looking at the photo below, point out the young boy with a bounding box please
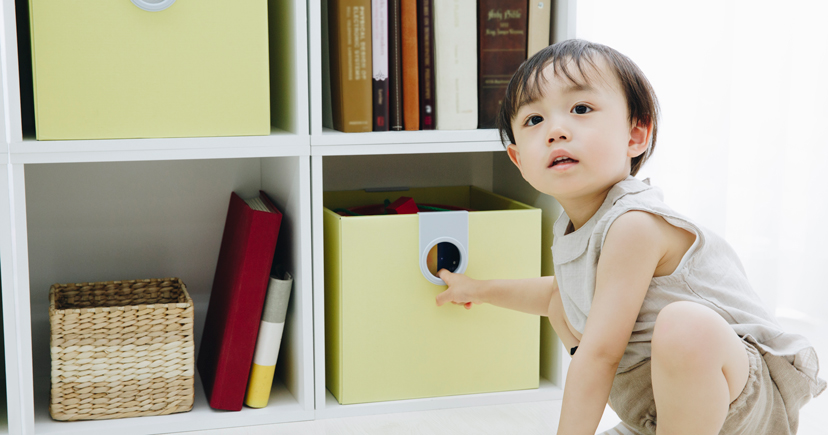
[435,39,825,435]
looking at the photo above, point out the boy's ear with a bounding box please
[506,144,522,171]
[628,119,652,158]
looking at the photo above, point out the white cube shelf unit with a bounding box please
[0,1,315,434]
[308,0,578,420]
[0,0,585,433]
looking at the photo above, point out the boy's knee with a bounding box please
[652,301,725,366]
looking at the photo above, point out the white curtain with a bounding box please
[577,0,828,322]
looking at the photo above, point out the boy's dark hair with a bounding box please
[496,39,660,176]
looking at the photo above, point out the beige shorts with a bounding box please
[608,335,814,435]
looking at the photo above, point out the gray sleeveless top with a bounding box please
[552,176,825,396]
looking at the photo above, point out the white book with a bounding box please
[434,0,477,130]
[528,0,552,58]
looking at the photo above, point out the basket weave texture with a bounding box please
[49,278,195,421]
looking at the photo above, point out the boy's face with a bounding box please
[507,58,650,202]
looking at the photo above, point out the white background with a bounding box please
[578,0,828,323]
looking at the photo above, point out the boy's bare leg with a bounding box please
[651,301,749,435]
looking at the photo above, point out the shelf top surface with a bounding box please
[10,129,310,164]
[312,128,505,147]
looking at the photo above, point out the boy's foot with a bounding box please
[597,421,640,435]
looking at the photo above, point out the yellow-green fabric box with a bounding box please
[27,0,270,140]
[324,186,541,405]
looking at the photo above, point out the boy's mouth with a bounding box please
[550,156,579,168]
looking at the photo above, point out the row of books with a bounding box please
[324,0,555,133]
[197,192,293,411]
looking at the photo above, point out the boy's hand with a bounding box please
[435,269,484,310]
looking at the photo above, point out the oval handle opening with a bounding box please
[426,242,462,277]
[130,0,176,12]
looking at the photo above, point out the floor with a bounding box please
[172,315,828,435]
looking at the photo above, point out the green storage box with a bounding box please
[324,186,541,405]
[27,0,270,140]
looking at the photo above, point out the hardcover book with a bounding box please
[401,0,419,131]
[329,0,373,132]
[477,0,528,128]
[434,0,477,130]
[388,0,404,131]
[417,0,435,130]
[197,191,283,411]
[527,0,552,58]
[372,0,390,131]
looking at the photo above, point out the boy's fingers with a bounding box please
[436,289,455,307]
[436,268,452,283]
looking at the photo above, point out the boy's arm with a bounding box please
[557,211,665,435]
[436,271,582,350]
[435,272,557,316]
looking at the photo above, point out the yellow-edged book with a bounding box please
[244,270,293,408]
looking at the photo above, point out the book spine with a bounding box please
[197,192,283,411]
[477,0,528,128]
[329,0,373,133]
[372,0,390,131]
[434,0,477,130]
[527,0,551,58]
[388,0,404,131]
[401,0,419,131]
[321,0,335,129]
[417,0,435,130]
[244,271,293,408]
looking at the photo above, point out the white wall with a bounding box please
[577,0,828,321]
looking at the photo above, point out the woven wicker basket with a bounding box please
[49,277,195,421]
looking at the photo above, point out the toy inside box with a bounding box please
[27,0,270,140]
[48,278,195,421]
[323,186,542,405]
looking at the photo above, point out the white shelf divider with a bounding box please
[1,0,23,146]
[8,163,35,435]
[1,163,18,435]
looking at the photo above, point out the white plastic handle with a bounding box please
[130,0,176,12]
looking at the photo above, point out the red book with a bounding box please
[197,191,283,411]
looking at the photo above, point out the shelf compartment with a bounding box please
[16,157,313,434]
[312,152,568,418]
[323,186,542,405]
[10,0,308,151]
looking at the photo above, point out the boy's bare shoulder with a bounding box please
[606,210,695,277]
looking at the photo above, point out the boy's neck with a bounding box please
[559,186,613,234]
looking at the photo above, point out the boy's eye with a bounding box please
[525,115,543,126]
[572,105,592,115]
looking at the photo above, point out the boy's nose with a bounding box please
[547,125,571,144]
